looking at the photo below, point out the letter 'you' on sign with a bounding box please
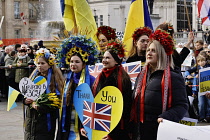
[73,83,123,140]
[19,76,47,101]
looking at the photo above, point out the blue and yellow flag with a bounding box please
[0,37,3,45]
[60,0,98,42]
[7,86,20,111]
[123,0,153,55]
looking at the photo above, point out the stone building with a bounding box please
[0,0,41,40]
[0,0,208,44]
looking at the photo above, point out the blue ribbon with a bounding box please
[85,65,90,86]
[61,71,72,132]
[46,68,53,132]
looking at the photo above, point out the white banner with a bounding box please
[157,119,210,140]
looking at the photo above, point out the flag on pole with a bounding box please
[7,86,20,111]
[123,0,153,55]
[0,16,4,29]
[196,0,210,25]
[60,0,98,42]
[202,16,210,26]
[0,37,3,45]
[20,12,26,25]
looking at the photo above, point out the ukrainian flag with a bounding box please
[0,37,3,45]
[7,86,20,111]
[123,0,153,55]
[60,0,98,42]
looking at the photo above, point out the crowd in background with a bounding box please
[0,41,44,100]
[0,23,210,140]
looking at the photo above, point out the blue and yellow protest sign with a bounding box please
[73,84,123,140]
[199,67,210,96]
[19,76,47,100]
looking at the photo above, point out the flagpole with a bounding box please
[184,0,192,31]
[0,16,4,29]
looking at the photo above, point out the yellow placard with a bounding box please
[93,86,123,140]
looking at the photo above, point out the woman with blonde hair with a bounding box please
[23,48,65,140]
[130,29,188,140]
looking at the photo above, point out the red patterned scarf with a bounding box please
[92,65,123,96]
[130,57,172,123]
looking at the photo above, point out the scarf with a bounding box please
[130,57,172,123]
[102,65,118,77]
[92,65,123,96]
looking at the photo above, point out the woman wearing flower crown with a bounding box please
[56,35,98,140]
[96,26,117,62]
[23,48,65,140]
[130,29,188,140]
[86,41,132,140]
[97,26,117,52]
[126,27,152,65]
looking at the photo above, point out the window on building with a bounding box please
[94,15,98,27]
[15,29,21,38]
[29,29,34,38]
[14,2,20,19]
[177,0,192,31]
[29,3,35,19]
[100,15,103,26]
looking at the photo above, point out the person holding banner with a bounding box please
[126,27,152,65]
[185,55,210,122]
[57,35,98,140]
[23,48,64,140]
[96,26,116,61]
[91,41,132,140]
[130,29,188,140]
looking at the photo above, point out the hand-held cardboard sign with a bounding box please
[19,76,47,101]
[73,83,123,140]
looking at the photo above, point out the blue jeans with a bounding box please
[198,95,210,119]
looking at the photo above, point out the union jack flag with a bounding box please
[89,61,141,87]
[89,63,103,77]
[83,100,112,132]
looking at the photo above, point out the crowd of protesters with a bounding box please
[0,41,44,100]
[0,24,210,140]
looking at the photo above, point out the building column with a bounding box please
[192,0,198,31]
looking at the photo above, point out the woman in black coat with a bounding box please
[81,41,132,140]
[23,48,64,140]
[131,30,188,140]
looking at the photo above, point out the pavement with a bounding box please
[0,98,24,140]
[0,98,210,140]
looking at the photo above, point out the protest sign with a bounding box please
[199,67,210,96]
[157,119,210,140]
[73,83,123,140]
[19,76,47,100]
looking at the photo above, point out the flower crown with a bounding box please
[106,40,125,59]
[58,35,98,67]
[132,27,152,42]
[34,48,56,66]
[149,29,174,55]
[96,26,116,40]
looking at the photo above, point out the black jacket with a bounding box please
[24,98,57,140]
[94,67,132,140]
[135,69,188,122]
